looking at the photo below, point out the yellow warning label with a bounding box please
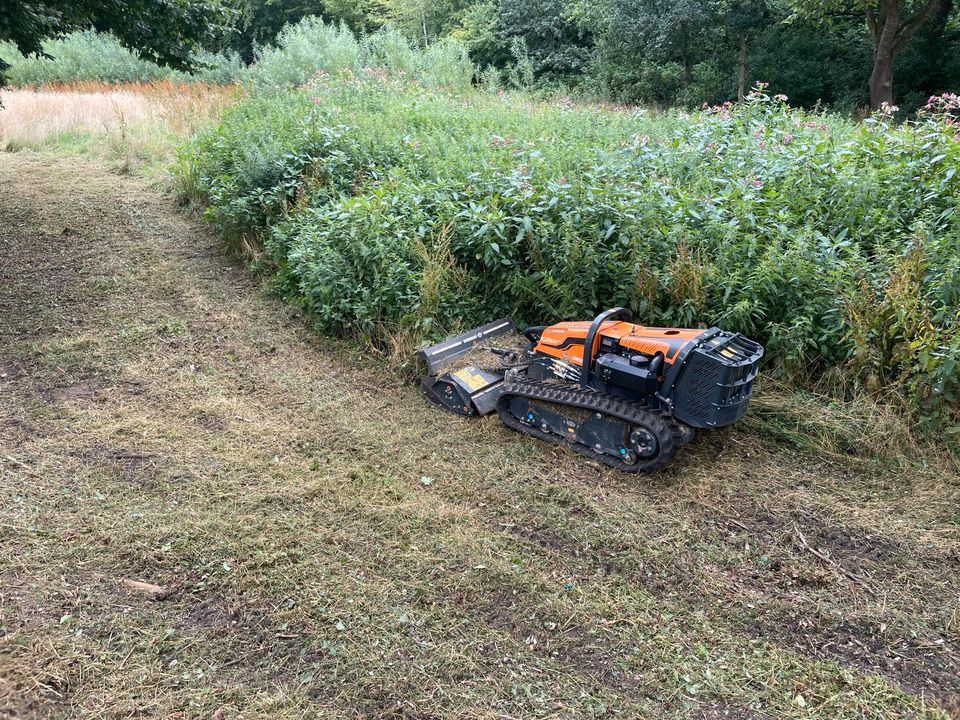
[452,367,489,392]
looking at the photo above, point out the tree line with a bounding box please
[1,0,957,111]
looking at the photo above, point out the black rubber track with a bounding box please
[496,378,676,473]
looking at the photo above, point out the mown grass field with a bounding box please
[2,145,959,720]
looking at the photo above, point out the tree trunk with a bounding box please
[867,0,899,109]
[865,0,943,109]
[736,33,747,102]
[868,44,895,109]
[868,0,898,109]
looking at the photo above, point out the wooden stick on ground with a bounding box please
[794,524,877,597]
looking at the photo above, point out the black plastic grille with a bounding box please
[671,332,763,428]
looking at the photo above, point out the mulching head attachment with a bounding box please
[418,318,516,416]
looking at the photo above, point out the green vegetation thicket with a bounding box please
[0,0,234,81]
[176,24,960,436]
[208,0,958,114]
[0,21,471,89]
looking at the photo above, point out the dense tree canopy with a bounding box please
[0,0,234,72]
[456,0,957,109]
[3,0,957,110]
[788,0,952,107]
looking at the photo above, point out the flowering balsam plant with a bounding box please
[181,79,960,431]
[923,93,960,142]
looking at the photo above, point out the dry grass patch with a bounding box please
[0,88,156,145]
[743,378,957,470]
[0,82,240,172]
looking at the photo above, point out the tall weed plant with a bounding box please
[181,80,960,431]
[245,19,362,89]
[0,19,472,91]
[2,31,169,85]
[244,18,474,91]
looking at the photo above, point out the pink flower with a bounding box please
[782,133,793,145]
[362,67,389,81]
[794,119,828,131]
[774,94,788,102]
[925,92,960,114]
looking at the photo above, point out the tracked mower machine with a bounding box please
[419,308,763,472]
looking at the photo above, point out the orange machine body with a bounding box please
[533,320,706,367]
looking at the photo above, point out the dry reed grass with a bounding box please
[0,88,156,145]
[0,81,240,152]
[744,377,956,469]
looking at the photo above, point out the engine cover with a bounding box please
[532,320,706,368]
[529,317,763,429]
[593,353,659,395]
